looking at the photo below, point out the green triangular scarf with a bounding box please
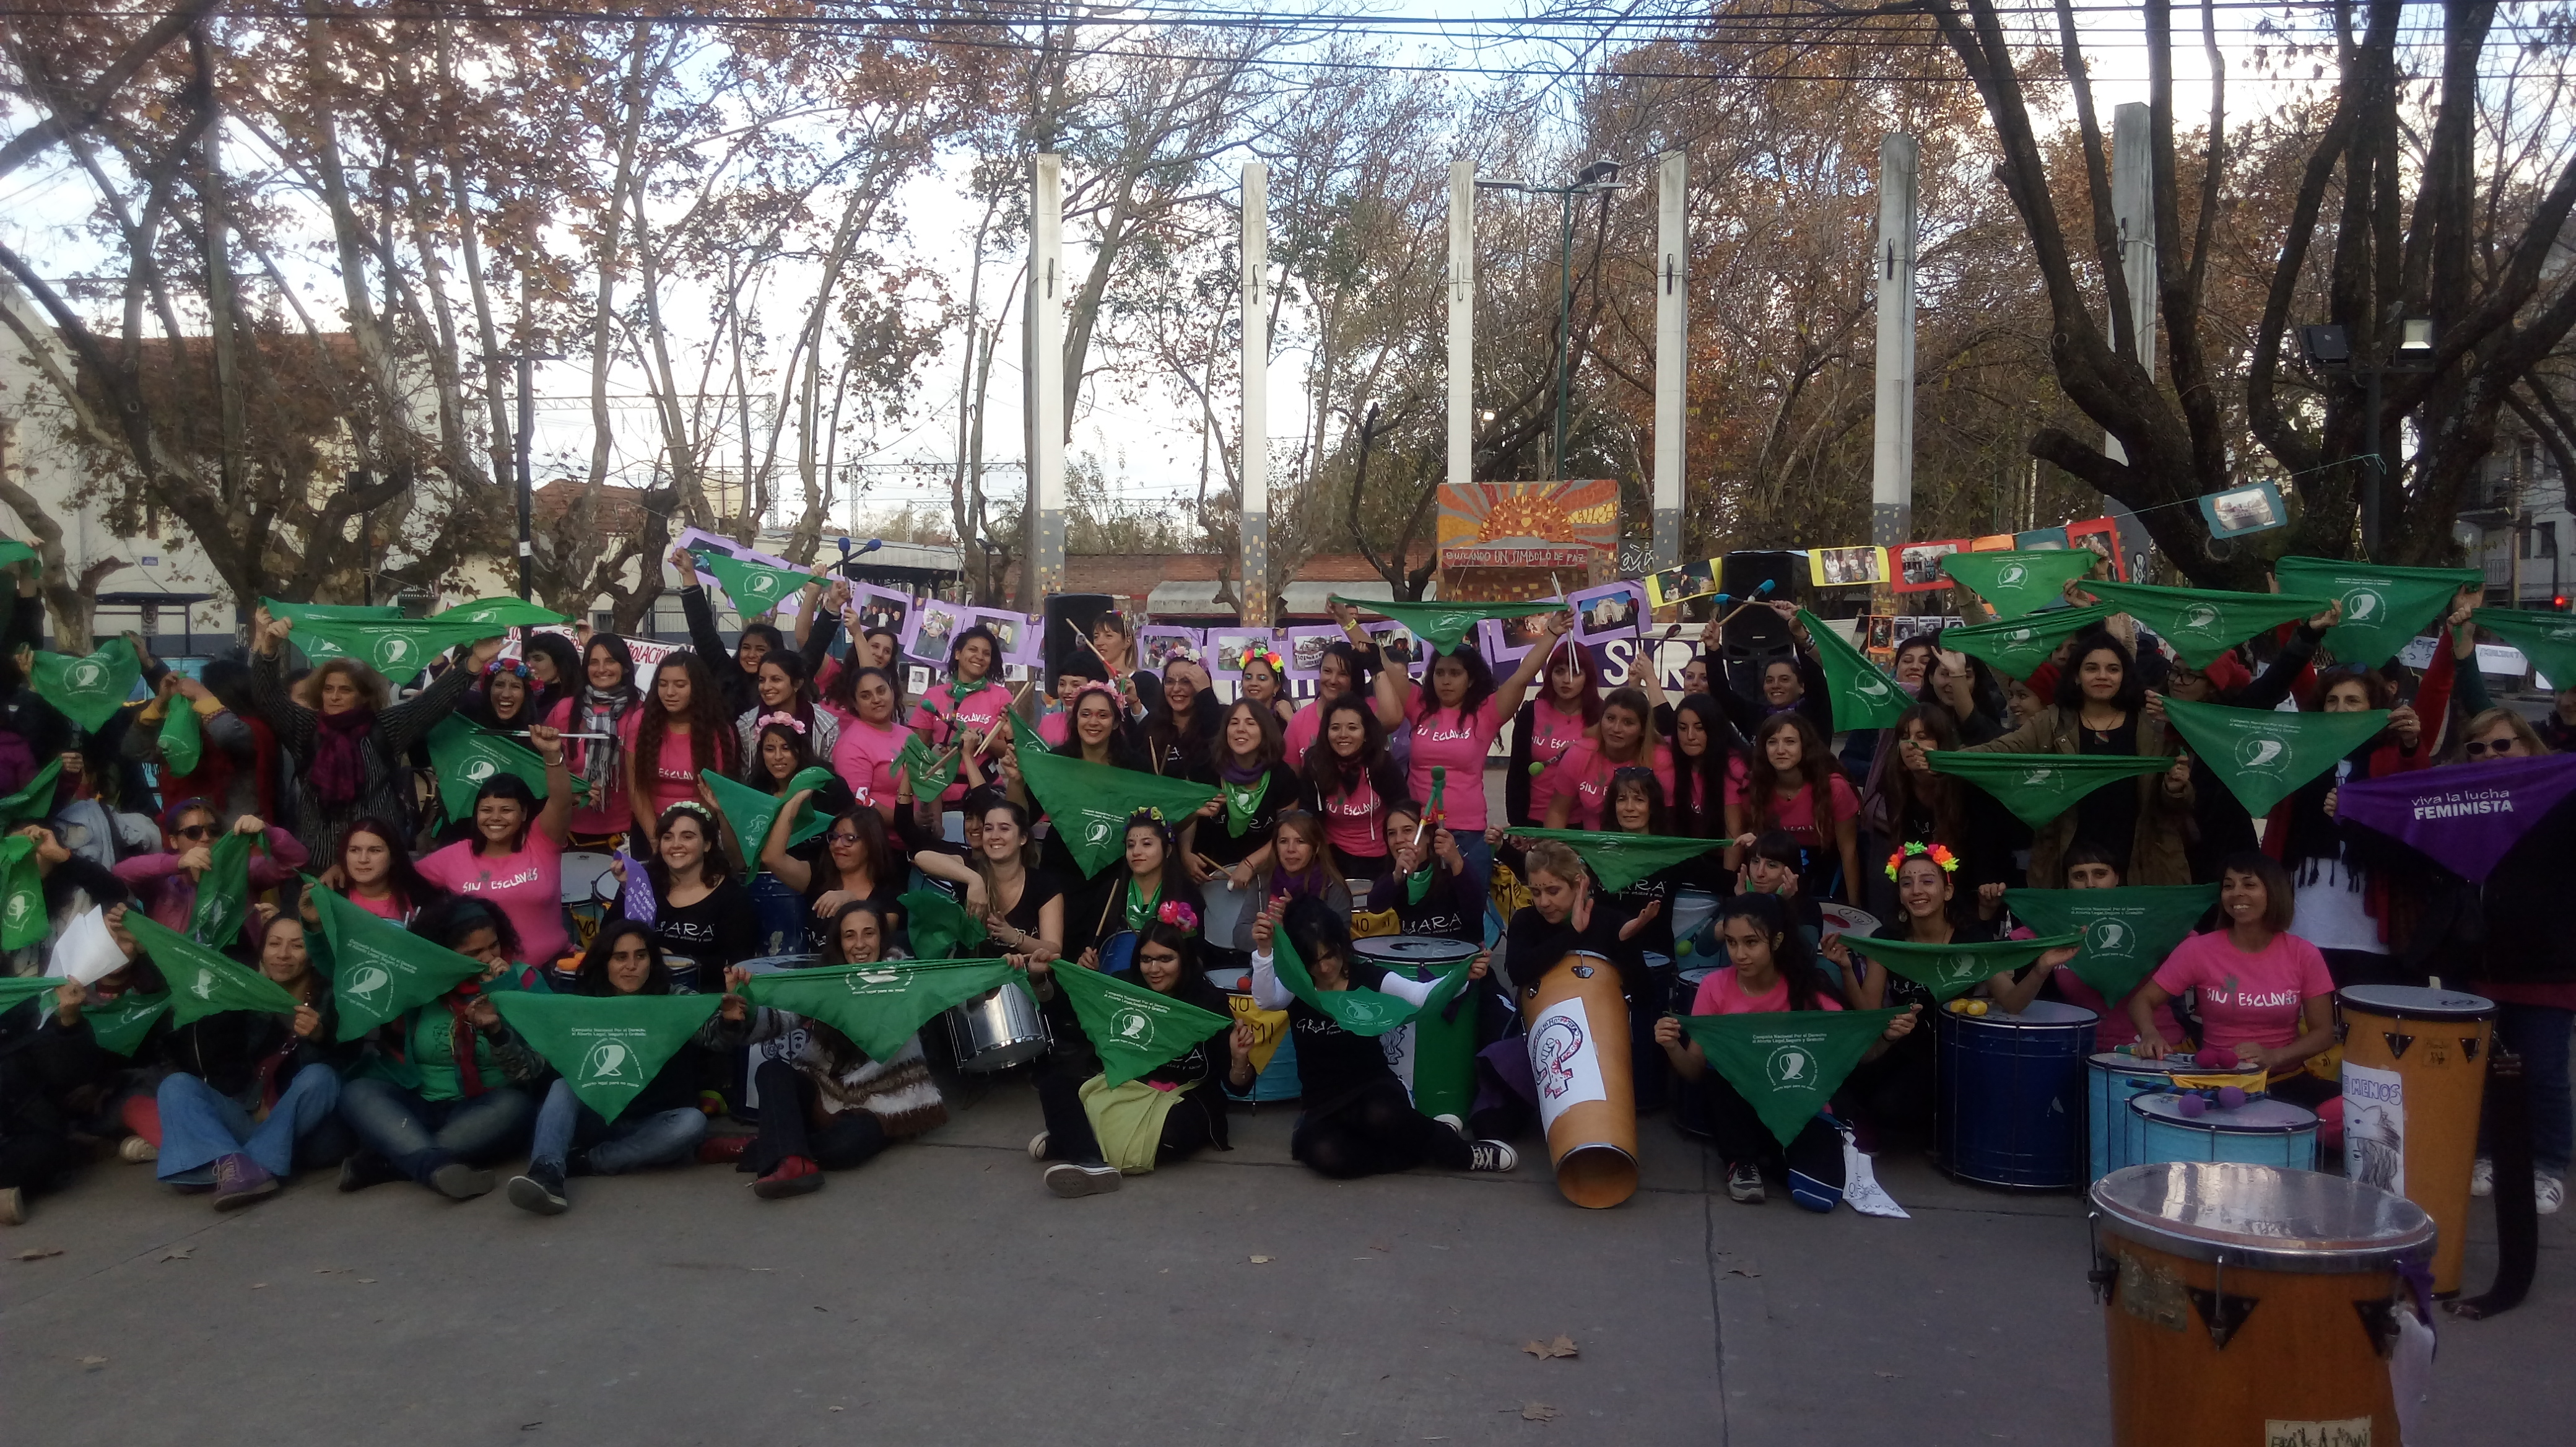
[287,616,495,680]
[702,766,837,856]
[186,829,257,948]
[1009,709,1048,759]
[2005,885,2217,1004]
[489,992,721,1122]
[893,733,962,804]
[0,834,45,949]
[157,701,205,775]
[0,759,61,827]
[1939,550,2099,620]
[1012,750,1219,876]
[2273,558,2479,669]
[2473,607,2576,691]
[2083,580,2331,670]
[424,717,589,824]
[2159,695,2390,817]
[123,912,302,1025]
[1050,961,1232,1086]
[1510,826,1729,894]
[1269,927,1470,1038]
[690,548,825,619]
[1221,772,1271,839]
[0,974,59,1012]
[27,637,141,731]
[739,956,1021,1061]
[1326,594,1556,652]
[1839,931,2082,1003]
[1925,750,2174,828]
[899,888,986,961]
[434,596,571,629]
[85,990,171,1056]
[1671,1006,1905,1148]
[310,882,489,1041]
[1939,604,2117,680]
[1795,608,1909,731]
[0,540,36,569]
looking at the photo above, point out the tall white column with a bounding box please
[1029,153,1065,601]
[1240,162,1269,626]
[1447,159,1474,529]
[2102,102,2156,579]
[1871,134,1919,551]
[1652,149,1687,570]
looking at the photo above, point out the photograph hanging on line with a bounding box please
[1570,580,1645,641]
[1809,545,1889,588]
[1895,540,1965,593]
[1643,557,1719,610]
[2201,480,2289,539]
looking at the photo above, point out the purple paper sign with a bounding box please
[617,849,657,927]
[2336,753,2576,881]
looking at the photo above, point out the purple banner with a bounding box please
[2336,753,2576,881]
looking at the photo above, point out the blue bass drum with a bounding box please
[1936,1000,2099,1190]
[2086,1052,2180,1184]
[2126,1094,2319,1171]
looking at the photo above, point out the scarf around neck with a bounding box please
[308,709,376,807]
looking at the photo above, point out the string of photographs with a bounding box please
[1642,515,2127,607]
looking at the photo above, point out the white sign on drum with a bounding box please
[2343,1062,2405,1196]
[1378,1020,1419,1103]
[1528,999,1607,1132]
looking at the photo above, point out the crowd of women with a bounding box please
[1,549,2568,1227]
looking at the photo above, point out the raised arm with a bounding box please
[244,610,317,756]
[528,724,577,845]
[672,546,736,673]
[760,787,818,891]
[379,639,499,754]
[1494,611,1574,720]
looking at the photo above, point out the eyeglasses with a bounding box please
[827,833,864,846]
[2462,738,2518,758]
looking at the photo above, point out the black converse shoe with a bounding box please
[1468,1140,1518,1173]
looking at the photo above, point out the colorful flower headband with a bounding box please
[1884,841,1959,880]
[1156,899,1199,935]
[484,658,533,682]
[755,710,807,736]
[1235,642,1284,675]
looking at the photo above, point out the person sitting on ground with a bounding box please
[302,816,446,927]
[609,802,757,989]
[1358,801,1483,945]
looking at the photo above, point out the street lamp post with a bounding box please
[1478,160,1626,480]
[2299,318,2436,557]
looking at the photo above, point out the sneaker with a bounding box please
[2471,1157,2494,1197]
[1027,1132,1050,1162]
[211,1154,279,1212]
[119,1136,159,1164]
[1726,1161,1767,1204]
[2539,1175,2566,1217]
[507,1165,569,1215]
[753,1155,825,1200]
[1433,1114,1466,1137]
[337,1150,399,1194]
[1468,1140,1518,1173]
[0,1186,24,1226]
[696,1135,751,1166]
[429,1163,495,1200]
[1043,1161,1123,1198]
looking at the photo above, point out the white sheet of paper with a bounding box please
[1839,1129,1910,1218]
[46,907,129,986]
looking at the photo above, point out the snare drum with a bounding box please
[2086,1053,2178,1184]
[2091,1162,2434,1446]
[1199,878,1257,952]
[1937,1000,2099,1190]
[561,851,617,952]
[2126,1095,2319,1170]
[946,980,1051,1073]
[1354,935,1482,1121]
[1670,887,1721,958]
[2338,984,2495,1295]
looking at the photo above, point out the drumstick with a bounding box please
[480,728,615,741]
[970,680,1034,759]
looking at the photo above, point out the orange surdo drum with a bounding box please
[2336,985,2494,1296]
[2091,1161,2435,1447]
[1519,953,1637,1209]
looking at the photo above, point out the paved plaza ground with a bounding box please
[4,1076,2570,1447]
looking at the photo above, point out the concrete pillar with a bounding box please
[1447,159,1474,520]
[1652,149,1687,569]
[1029,153,1066,601]
[2100,103,2156,580]
[1870,134,1918,551]
[1240,162,1269,626]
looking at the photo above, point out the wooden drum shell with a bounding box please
[1519,953,1637,1209]
[2338,989,2493,1295]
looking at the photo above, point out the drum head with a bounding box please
[1978,999,2097,1027]
[1203,966,1251,995]
[2091,1161,2434,1270]
[2336,984,2495,1020]
[2089,1051,2176,1078]
[2128,1094,2317,1132]
[1816,902,1880,937]
[1354,935,1482,969]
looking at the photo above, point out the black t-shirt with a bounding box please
[1188,761,1303,870]
[639,876,758,984]
[2074,717,2142,875]
[1359,864,1482,943]
[1286,958,1399,1108]
[1117,968,1238,1105]
[1604,864,1689,961]
[795,870,908,956]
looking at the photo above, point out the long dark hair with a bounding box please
[751,715,820,791]
[949,624,1002,685]
[1878,701,1964,849]
[818,803,890,887]
[2054,629,2148,714]
[1535,638,1604,725]
[1670,693,1736,837]
[523,633,583,709]
[635,649,736,783]
[1606,766,1669,836]
[752,650,820,737]
[572,920,673,996]
[1129,916,1203,988]
[581,633,640,703]
[419,896,523,967]
[1147,655,1216,773]
[1594,686,1655,767]
[335,816,446,915]
[1213,696,1283,771]
[466,774,541,856]
[1053,684,1147,769]
[1301,694,1403,810]
[1420,644,1499,725]
[1316,639,1377,701]
[1715,892,1827,1011]
[823,898,889,965]
[1745,711,1836,830]
[645,802,731,894]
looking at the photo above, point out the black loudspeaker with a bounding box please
[1718,551,1802,657]
[1042,592,1116,687]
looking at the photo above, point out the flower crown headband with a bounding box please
[484,657,532,682]
[1235,641,1285,675]
[1155,899,1199,935]
[1884,841,1959,880]
[755,710,807,737]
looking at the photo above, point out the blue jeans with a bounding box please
[156,1065,341,1183]
[2482,1003,2574,1178]
[339,1077,536,1183]
[529,1078,705,1174]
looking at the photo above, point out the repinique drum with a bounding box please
[1937,1000,2099,1190]
[2091,1161,2434,1446]
[946,979,1051,1073]
[2338,984,2495,1295]
[1199,877,1257,952]
[1202,966,1251,997]
[1520,953,1637,1209]
[1670,887,1722,958]
[2086,1052,2178,1184]
[2126,1095,2319,1170]
[1355,935,1482,1121]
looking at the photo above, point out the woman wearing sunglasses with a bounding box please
[111,800,308,945]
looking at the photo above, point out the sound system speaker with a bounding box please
[1717,552,1802,657]
[1041,592,1116,687]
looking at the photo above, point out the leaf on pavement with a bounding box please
[1521,1334,1579,1360]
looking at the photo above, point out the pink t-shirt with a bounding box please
[546,696,635,836]
[2149,929,2334,1060]
[907,681,1014,804]
[2053,969,2185,1052]
[418,829,568,966]
[618,710,705,826]
[1726,759,1860,843]
[1520,700,1591,822]
[1549,740,1675,831]
[1404,696,1503,832]
[1316,771,1388,859]
[824,706,912,815]
[1691,968,1845,1016]
[1283,700,1325,763]
[346,889,408,922]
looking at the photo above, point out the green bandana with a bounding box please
[1939,604,2117,679]
[287,616,494,680]
[0,834,45,949]
[434,596,571,629]
[702,766,837,856]
[899,888,986,961]
[85,990,172,1056]
[489,992,721,1122]
[310,882,489,1041]
[424,717,590,824]
[1269,927,1471,1038]
[0,974,60,1012]
[690,548,825,619]
[1123,877,1164,934]
[1422,766,1449,823]
[156,701,206,776]
[1326,594,1556,652]
[2158,695,2389,817]
[1796,608,1909,731]
[1839,931,2082,1003]
[1012,750,1219,877]
[1939,550,2099,620]
[123,912,302,1025]
[2083,580,2331,670]
[186,829,257,948]
[1010,709,1049,758]
[0,759,61,827]
[2005,885,2217,1004]
[1404,865,1437,906]
[1669,1006,1906,1148]
[893,733,962,803]
[2273,558,2479,669]
[1221,773,1271,838]
[261,598,403,625]
[1925,750,2174,828]
[28,637,141,731]
[0,540,36,569]
[2473,607,2576,691]
[1049,960,1232,1086]
[1510,826,1728,894]
[740,956,1022,1061]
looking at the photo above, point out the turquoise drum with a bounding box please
[2087,1052,2180,1184]
[2127,1094,2319,1171]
